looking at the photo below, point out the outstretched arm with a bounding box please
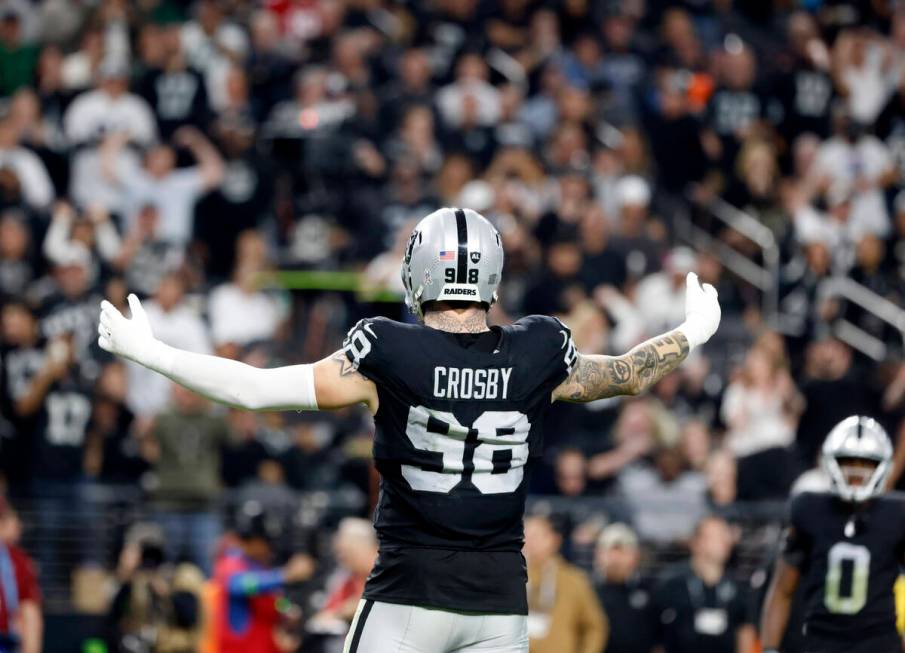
[553,272,720,402]
[98,295,377,412]
[554,331,690,401]
[760,557,801,652]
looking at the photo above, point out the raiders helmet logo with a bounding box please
[470,252,481,263]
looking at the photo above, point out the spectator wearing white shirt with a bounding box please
[810,107,898,236]
[102,126,224,246]
[125,273,212,418]
[208,261,287,348]
[832,28,894,124]
[436,53,502,129]
[793,186,882,272]
[634,247,696,339]
[64,59,158,212]
[43,201,121,281]
[720,339,804,500]
[181,0,249,111]
[0,117,53,210]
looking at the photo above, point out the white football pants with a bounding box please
[343,599,528,653]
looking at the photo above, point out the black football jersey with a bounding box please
[343,315,576,613]
[783,491,905,649]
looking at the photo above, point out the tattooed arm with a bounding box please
[312,351,379,412]
[553,331,690,402]
[553,273,720,402]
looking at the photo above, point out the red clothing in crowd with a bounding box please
[213,548,284,653]
[321,573,364,614]
[0,545,40,637]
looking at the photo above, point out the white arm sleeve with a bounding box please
[145,344,318,411]
[99,295,317,411]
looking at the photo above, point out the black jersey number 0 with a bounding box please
[824,542,870,615]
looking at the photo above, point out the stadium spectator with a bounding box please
[106,523,204,653]
[618,438,709,544]
[721,339,803,500]
[146,384,228,573]
[654,516,754,653]
[42,202,120,277]
[124,273,211,419]
[101,125,224,247]
[64,58,157,212]
[213,501,313,653]
[0,500,41,653]
[593,523,656,653]
[308,517,377,643]
[524,514,607,653]
[0,212,36,301]
[0,115,53,212]
[208,236,287,348]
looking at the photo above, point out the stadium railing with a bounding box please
[14,488,787,614]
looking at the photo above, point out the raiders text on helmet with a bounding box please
[401,208,504,318]
[821,415,893,503]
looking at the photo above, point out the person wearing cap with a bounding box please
[635,247,698,339]
[593,523,657,653]
[612,174,664,280]
[63,57,157,213]
[524,514,607,653]
[653,516,754,653]
[212,502,314,653]
[0,500,42,653]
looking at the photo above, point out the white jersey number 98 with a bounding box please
[403,405,530,495]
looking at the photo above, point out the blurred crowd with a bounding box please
[1,0,905,651]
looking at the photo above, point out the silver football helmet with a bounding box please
[821,416,893,503]
[401,207,504,318]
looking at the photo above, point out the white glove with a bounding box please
[98,294,172,373]
[677,272,721,350]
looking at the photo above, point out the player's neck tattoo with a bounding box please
[423,308,490,334]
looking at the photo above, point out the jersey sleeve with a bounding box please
[782,493,813,569]
[515,315,578,393]
[342,317,395,385]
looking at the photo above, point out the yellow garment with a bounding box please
[895,575,905,634]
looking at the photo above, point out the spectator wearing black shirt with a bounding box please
[875,70,905,182]
[594,523,657,653]
[0,211,38,305]
[245,10,295,123]
[221,409,270,489]
[84,362,146,487]
[38,247,104,376]
[0,302,44,489]
[654,516,754,653]
[644,71,708,197]
[579,204,626,297]
[378,48,435,135]
[138,25,210,140]
[772,12,834,143]
[704,39,769,171]
[796,337,876,470]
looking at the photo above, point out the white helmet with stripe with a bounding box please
[821,415,893,502]
[401,207,504,318]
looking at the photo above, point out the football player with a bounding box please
[760,415,903,653]
[98,208,721,653]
